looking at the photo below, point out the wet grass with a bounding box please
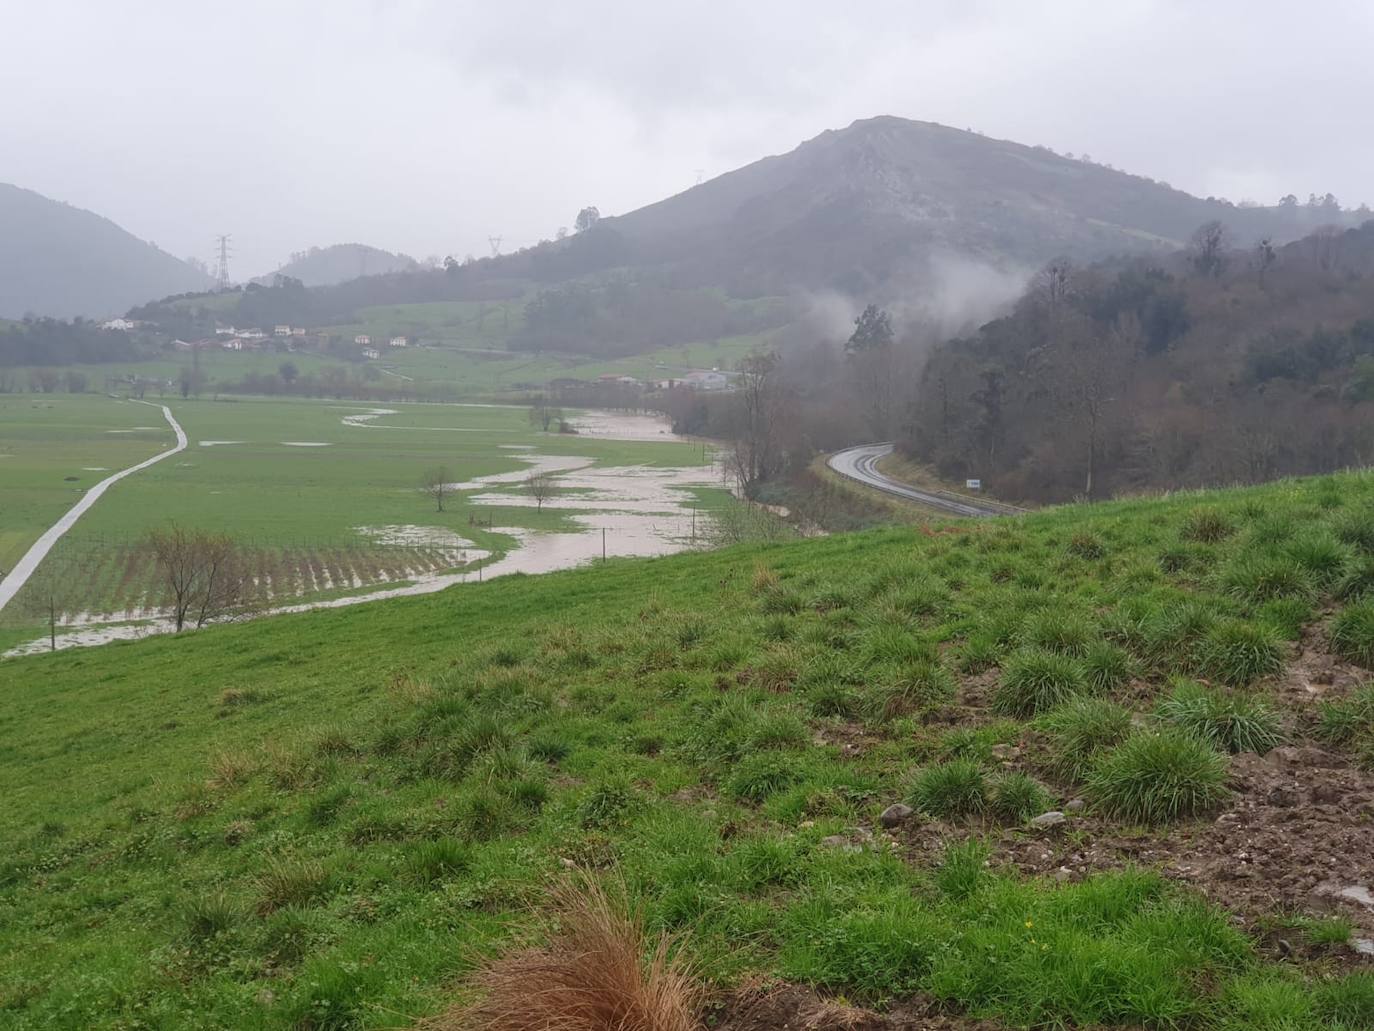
[4,470,1374,1027]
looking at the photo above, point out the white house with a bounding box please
[222,339,244,351]
[388,335,408,348]
[362,347,381,360]
[238,328,267,340]
[682,370,730,390]
[355,334,372,346]
[214,324,236,336]
[101,318,138,331]
[274,325,292,337]
[292,327,306,337]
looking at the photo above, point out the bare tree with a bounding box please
[144,525,246,632]
[729,350,783,491]
[1189,221,1229,278]
[422,466,451,512]
[1254,237,1277,289]
[526,472,556,512]
[21,557,77,652]
[528,398,563,433]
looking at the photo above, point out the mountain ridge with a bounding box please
[0,183,213,319]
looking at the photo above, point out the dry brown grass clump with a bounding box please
[430,878,701,1031]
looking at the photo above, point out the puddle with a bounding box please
[82,467,109,471]
[355,524,479,549]
[199,440,244,447]
[566,410,682,441]
[340,407,398,427]
[282,441,332,447]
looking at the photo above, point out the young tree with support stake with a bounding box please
[422,466,451,512]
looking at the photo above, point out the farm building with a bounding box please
[389,336,408,348]
[273,325,292,337]
[361,347,380,360]
[355,335,372,346]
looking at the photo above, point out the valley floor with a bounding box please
[2,471,1374,1028]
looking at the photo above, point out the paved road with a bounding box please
[0,400,187,614]
[827,442,1016,518]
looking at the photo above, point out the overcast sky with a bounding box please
[4,0,1372,277]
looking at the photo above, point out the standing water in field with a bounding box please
[4,409,728,656]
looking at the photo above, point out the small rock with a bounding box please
[850,826,873,841]
[821,835,849,849]
[1267,786,1299,807]
[1052,866,1073,883]
[1338,885,1374,909]
[1029,811,1067,829]
[1065,798,1086,813]
[1354,938,1374,957]
[879,803,914,828]
[799,820,816,829]
[559,857,577,869]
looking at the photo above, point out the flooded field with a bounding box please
[4,407,728,656]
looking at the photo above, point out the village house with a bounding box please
[388,335,408,348]
[100,318,139,331]
[355,334,372,346]
[292,327,306,337]
[273,325,292,337]
[361,347,380,360]
[681,370,731,390]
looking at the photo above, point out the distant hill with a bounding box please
[580,116,1364,295]
[0,183,213,319]
[252,244,418,288]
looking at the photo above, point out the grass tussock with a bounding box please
[1088,730,1229,824]
[432,878,700,1031]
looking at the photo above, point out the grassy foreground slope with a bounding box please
[4,474,1374,1028]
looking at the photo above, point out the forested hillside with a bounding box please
[908,221,1374,502]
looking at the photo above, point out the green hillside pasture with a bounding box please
[0,395,716,638]
[3,472,1374,1027]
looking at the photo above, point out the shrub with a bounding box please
[256,858,332,915]
[1193,620,1285,686]
[1334,508,1374,552]
[1316,686,1374,758]
[989,772,1053,823]
[874,659,956,719]
[1155,680,1283,754]
[1040,697,1133,781]
[1181,508,1235,543]
[908,759,988,819]
[1021,611,1098,657]
[934,839,990,900]
[1284,531,1352,587]
[182,892,243,939]
[432,878,700,1031]
[406,838,472,886]
[1331,601,1374,668]
[1080,640,1135,693]
[1337,556,1374,600]
[994,649,1088,717]
[1067,531,1107,560]
[727,753,800,803]
[1219,554,1315,604]
[1087,730,1229,824]
[578,778,641,828]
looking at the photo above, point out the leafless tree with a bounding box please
[526,471,556,512]
[144,524,246,632]
[422,465,451,512]
[1254,237,1277,289]
[729,350,784,491]
[528,398,563,433]
[21,557,77,652]
[1189,221,1229,278]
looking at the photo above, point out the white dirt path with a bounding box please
[0,400,186,614]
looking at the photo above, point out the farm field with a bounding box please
[5,330,772,402]
[0,393,724,652]
[2,471,1374,1028]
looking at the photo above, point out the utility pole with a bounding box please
[213,234,233,289]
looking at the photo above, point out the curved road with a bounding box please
[827,442,1017,518]
[0,400,187,614]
